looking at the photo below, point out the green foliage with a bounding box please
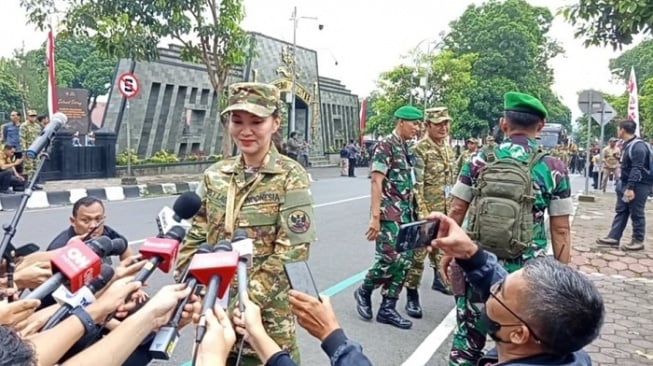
[445,0,567,134]
[20,0,250,157]
[116,149,139,166]
[145,150,179,164]
[562,0,653,49]
[609,39,653,83]
[0,59,23,115]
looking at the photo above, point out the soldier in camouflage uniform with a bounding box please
[176,83,316,366]
[444,92,573,366]
[403,107,455,319]
[20,110,43,188]
[454,137,478,178]
[354,105,421,330]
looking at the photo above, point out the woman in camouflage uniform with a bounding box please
[177,82,317,365]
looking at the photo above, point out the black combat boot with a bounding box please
[377,297,412,329]
[432,268,452,295]
[354,285,373,320]
[405,288,422,319]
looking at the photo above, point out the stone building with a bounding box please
[101,32,360,159]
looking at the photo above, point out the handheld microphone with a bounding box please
[156,192,202,236]
[136,193,203,283]
[41,264,114,331]
[26,236,121,300]
[232,229,254,313]
[150,243,213,360]
[26,112,66,159]
[189,240,238,344]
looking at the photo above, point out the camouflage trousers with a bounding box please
[405,246,442,289]
[226,346,300,366]
[362,220,413,298]
[449,283,486,366]
[24,156,36,176]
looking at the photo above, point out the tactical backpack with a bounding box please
[466,145,547,260]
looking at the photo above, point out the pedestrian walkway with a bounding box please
[429,192,653,365]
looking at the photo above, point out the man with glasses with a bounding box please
[355,105,422,329]
[428,212,602,366]
[405,107,456,321]
[444,92,573,366]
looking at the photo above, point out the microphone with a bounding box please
[231,229,254,313]
[189,240,238,343]
[26,112,66,159]
[41,264,114,331]
[26,236,121,300]
[150,243,213,360]
[136,193,203,283]
[156,192,202,236]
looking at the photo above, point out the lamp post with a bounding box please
[289,6,322,137]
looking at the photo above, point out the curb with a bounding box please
[0,181,202,211]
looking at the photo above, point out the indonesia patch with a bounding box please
[288,210,311,233]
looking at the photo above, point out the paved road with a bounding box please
[2,169,588,366]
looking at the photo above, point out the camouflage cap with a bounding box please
[221,82,280,117]
[425,107,450,124]
[27,110,37,116]
[466,137,479,144]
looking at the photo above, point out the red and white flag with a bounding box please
[627,66,640,136]
[46,25,57,117]
[359,97,367,145]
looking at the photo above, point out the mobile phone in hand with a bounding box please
[284,260,321,301]
[396,220,440,253]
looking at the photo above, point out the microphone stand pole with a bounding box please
[0,143,53,300]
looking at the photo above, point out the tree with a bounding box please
[0,59,23,115]
[609,39,653,83]
[365,50,478,137]
[21,0,252,157]
[444,0,568,133]
[562,0,653,49]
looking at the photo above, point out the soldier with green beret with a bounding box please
[442,91,572,366]
[355,104,421,329]
[404,107,455,319]
[177,82,316,365]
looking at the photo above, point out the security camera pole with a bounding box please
[289,6,321,137]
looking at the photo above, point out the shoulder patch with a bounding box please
[288,210,311,233]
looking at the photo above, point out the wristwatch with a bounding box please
[71,306,96,335]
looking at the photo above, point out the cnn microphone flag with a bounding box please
[627,66,640,136]
[46,25,58,117]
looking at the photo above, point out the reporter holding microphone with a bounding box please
[176,82,317,365]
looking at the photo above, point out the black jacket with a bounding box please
[620,137,653,188]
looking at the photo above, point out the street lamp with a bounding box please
[289,6,323,137]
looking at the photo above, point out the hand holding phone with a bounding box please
[395,220,440,253]
[284,261,321,301]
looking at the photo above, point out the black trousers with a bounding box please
[348,158,356,177]
[608,182,651,242]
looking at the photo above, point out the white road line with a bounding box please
[404,194,582,365]
[125,195,370,246]
[401,307,457,366]
[313,195,369,208]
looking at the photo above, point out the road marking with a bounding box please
[128,239,144,246]
[320,270,367,297]
[402,307,457,366]
[314,195,369,208]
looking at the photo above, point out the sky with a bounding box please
[0,0,639,120]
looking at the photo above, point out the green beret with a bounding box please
[504,91,547,119]
[394,105,423,121]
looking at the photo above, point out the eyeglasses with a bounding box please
[488,278,550,347]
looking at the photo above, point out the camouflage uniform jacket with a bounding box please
[177,145,316,357]
[454,149,473,178]
[19,121,41,152]
[451,134,573,270]
[413,136,455,218]
[371,132,415,223]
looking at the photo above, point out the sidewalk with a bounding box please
[429,193,653,365]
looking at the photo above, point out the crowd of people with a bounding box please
[1,82,650,366]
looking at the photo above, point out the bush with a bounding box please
[116,149,140,165]
[144,150,179,164]
[208,154,222,161]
